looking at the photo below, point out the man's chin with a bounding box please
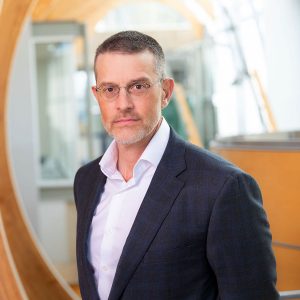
[111,129,150,145]
[108,119,161,146]
[114,134,146,145]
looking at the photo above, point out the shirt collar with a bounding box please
[100,118,170,179]
[139,117,170,168]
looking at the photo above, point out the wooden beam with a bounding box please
[0,211,28,300]
[32,0,106,21]
[52,0,107,22]
[196,0,215,18]
[160,0,204,38]
[0,0,79,299]
[31,0,61,21]
[174,83,203,147]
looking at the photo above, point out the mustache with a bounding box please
[112,113,140,122]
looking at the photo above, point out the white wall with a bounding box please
[264,0,300,131]
[8,18,39,231]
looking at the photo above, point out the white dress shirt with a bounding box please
[88,118,170,300]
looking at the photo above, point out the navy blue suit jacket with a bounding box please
[74,129,278,300]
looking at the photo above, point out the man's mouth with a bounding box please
[113,118,139,125]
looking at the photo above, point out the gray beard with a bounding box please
[104,116,162,146]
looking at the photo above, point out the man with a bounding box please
[74,31,278,300]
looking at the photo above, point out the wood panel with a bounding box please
[0,211,28,300]
[31,0,60,20]
[0,0,79,299]
[274,247,300,291]
[211,147,300,290]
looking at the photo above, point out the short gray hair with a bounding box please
[94,31,165,79]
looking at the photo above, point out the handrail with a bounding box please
[273,241,300,251]
[279,290,300,299]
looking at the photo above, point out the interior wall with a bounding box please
[7,17,39,232]
[264,0,300,131]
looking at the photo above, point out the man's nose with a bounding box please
[115,88,134,110]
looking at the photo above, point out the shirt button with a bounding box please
[107,228,113,234]
[102,266,108,272]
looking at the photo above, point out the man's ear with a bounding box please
[161,78,175,109]
[92,86,97,98]
[92,86,101,106]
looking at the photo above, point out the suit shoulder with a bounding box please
[74,156,101,184]
[184,141,245,177]
[182,141,262,199]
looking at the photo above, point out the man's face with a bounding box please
[92,50,173,145]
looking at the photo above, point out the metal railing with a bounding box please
[280,290,300,299]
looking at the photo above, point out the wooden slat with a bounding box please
[0,211,28,300]
[32,0,105,21]
[273,246,300,291]
[51,0,107,22]
[31,0,61,21]
[0,1,80,299]
[174,83,203,147]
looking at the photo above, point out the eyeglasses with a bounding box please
[94,78,162,102]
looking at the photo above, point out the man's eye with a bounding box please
[103,86,116,93]
[131,82,150,90]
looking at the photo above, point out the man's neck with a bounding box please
[116,118,162,181]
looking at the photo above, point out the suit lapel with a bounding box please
[79,162,107,293]
[108,130,186,300]
[81,170,107,251]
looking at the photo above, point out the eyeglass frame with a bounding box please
[93,77,163,102]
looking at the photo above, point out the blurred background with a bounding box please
[1,0,300,298]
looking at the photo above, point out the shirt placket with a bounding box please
[98,179,132,297]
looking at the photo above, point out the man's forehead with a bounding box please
[96,50,155,62]
[95,50,157,81]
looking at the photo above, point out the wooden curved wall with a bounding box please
[211,146,300,291]
[0,211,28,300]
[0,1,79,299]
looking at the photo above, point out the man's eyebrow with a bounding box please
[128,77,150,84]
[98,77,150,86]
[97,81,117,86]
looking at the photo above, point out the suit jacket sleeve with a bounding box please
[206,172,279,300]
